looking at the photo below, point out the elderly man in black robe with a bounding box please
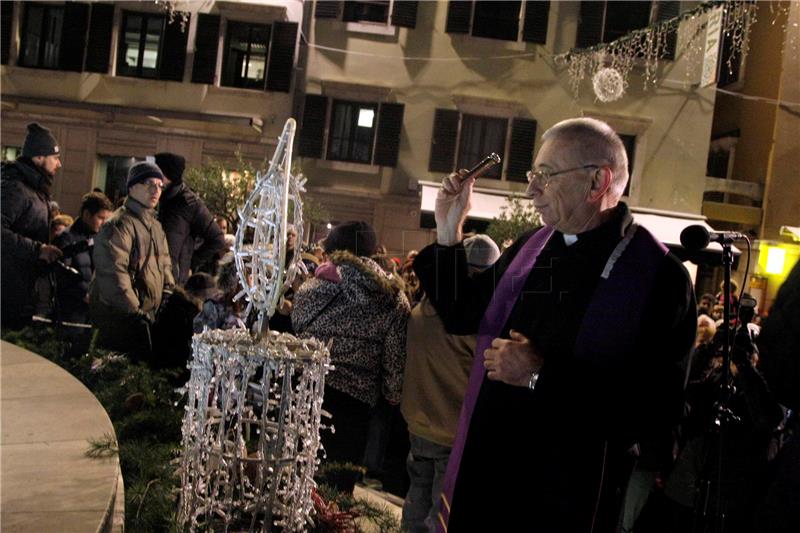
[413,117,696,532]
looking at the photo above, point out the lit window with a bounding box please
[222,21,270,89]
[117,12,164,78]
[328,100,379,164]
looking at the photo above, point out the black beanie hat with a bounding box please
[22,123,60,158]
[154,152,186,184]
[323,221,378,257]
[127,161,164,191]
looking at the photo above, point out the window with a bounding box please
[2,146,21,162]
[343,1,391,23]
[118,12,164,78]
[576,2,679,59]
[96,156,144,205]
[222,22,270,89]
[116,10,190,81]
[328,101,379,163]
[429,109,537,183]
[445,1,550,44]
[297,94,405,167]
[19,3,64,69]
[457,115,508,179]
[315,1,419,29]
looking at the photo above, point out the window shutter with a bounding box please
[373,103,405,167]
[391,1,418,28]
[191,14,220,84]
[575,1,605,48]
[1,1,13,64]
[506,118,537,182]
[85,3,114,73]
[315,1,342,19]
[429,109,460,173]
[522,1,550,44]
[159,14,190,81]
[656,1,680,60]
[59,3,89,71]
[298,95,329,158]
[445,1,472,34]
[266,21,297,92]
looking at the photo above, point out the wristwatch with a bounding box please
[528,370,540,391]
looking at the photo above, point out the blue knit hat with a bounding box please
[127,161,164,191]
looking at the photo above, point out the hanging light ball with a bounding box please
[592,67,625,103]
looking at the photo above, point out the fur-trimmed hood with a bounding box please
[323,251,404,297]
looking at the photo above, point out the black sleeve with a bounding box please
[190,198,225,270]
[413,232,533,335]
[1,181,42,264]
[625,254,697,446]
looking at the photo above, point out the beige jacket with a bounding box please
[401,295,476,447]
[90,197,174,323]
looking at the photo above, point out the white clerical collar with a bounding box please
[563,233,578,246]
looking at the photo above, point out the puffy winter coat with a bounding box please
[291,252,410,407]
[158,183,225,285]
[90,197,174,328]
[1,159,51,325]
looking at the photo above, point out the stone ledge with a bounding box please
[0,341,123,532]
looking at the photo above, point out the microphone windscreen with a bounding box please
[680,224,711,251]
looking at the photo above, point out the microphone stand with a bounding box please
[692,241,736,533]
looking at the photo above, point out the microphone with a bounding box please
[680,224,746,250]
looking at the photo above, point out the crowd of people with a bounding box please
[2,119,797,532]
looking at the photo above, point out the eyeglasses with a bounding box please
[526,165,599,187]
[140,181,165,192]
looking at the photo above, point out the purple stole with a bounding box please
[436,223,667,532]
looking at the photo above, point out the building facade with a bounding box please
[1,0,302,215]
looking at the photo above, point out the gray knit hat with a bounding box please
[464,234,501,269]
[22,123,60,158]
[127,161,164,191]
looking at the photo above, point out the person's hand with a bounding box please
[278,298,293,316]
[435,170,474,246]
[483,330,543,387]
[38,244,63,264]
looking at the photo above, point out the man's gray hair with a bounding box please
[542,117,629,199]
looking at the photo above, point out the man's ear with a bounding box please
[589,166,613,202]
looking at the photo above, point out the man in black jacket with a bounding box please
[53,191,113,324]
[1,123,65,330]
[156,152,225,285]
[415,117,696,532]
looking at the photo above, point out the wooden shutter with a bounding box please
[59,2,89,71]
[522,1,550,44]
[315,1,342,19]
[266,21,297,92]
[428,109,460,173]
[506,118,537,182]
[373,103,405,167]
[298,95,329,158]
[191,14,220,84]
[391,1,418,28]
[1,1,13,64]
[85,3,114,73]
[159,13,190,81]
[575,1,605,48]
[445,1,472,34]
[656,1,680,60]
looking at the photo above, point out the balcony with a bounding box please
[702,176,764,226]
